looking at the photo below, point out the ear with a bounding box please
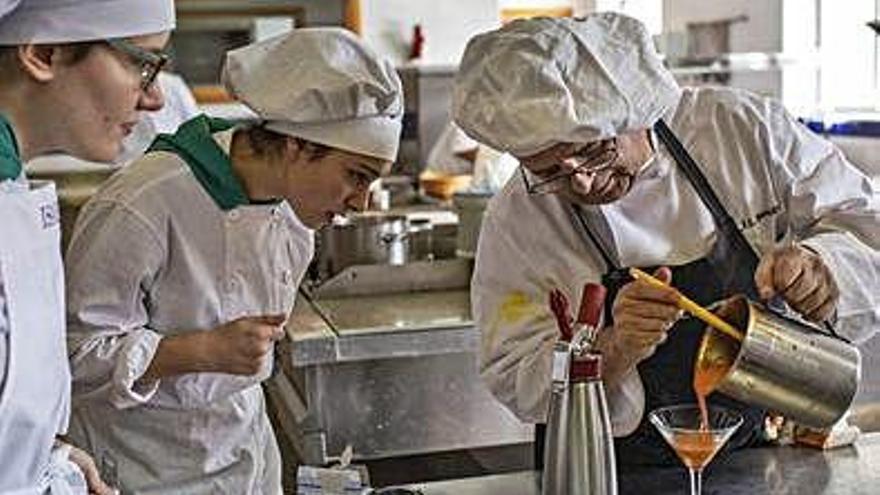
[283,136,304,163]
[17,45,60,83]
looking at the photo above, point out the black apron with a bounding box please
[535,119,766,469]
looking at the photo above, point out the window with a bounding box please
[790,0,880,115]
[817,0,879,112]
[595,0,662,35]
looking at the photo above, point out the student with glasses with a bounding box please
[64,28,403,493]
[0,1,174,493]
[453,13,879,469]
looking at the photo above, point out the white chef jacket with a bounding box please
[0,180,90,495]
[65,129,314,494]
[1,111,88,494]
[474,86,880,434]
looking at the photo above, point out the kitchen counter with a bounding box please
[405,433,880,494]
[285,287,475,366]
[274,278,532,466]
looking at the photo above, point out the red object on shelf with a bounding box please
[409,24,424,60]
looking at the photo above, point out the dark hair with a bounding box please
[0,41,99,86]
[61,41,101,64]
[244,124,332,162]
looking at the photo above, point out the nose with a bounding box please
[560,156,583,173]
[137,81,165,112]
[569,168,599,196]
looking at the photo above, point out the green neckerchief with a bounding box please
[0,113,23,181]
[149,114,249,210]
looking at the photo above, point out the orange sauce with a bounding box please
[670,430,720,470]
[673,317,740,469]
[685,352,732,469]
[693,363,727,430]
[673,366,727,469]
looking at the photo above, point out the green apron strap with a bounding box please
[0,114,23,181]
[149,114,248,210]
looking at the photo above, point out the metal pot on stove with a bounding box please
[314,213,409,280]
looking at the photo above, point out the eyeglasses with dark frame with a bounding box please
[520,138,620,195]
[104,38,170,91]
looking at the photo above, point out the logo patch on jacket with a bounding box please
[39,202,59,229]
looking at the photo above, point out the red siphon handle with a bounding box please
[577,283,607,327]
[549,289,574,342]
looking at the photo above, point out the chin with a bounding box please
[77,141,121,164]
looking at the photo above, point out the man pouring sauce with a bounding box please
[452,13,879,467]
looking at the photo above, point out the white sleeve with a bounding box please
[66,200,166,409]
[0,180,25,403]
[605,368,644,435]
[473,210,644,435]
[0,272,8,399]
[763,99,880,343]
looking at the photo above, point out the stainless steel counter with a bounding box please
[272,257,880,477]
[272,279,532,467]
[407,433,880,494]
[285,289,475,366]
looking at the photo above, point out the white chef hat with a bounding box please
[222,28,404,162]
[0,1,19,20]
[453,13,681,157]
[0,0,175,45]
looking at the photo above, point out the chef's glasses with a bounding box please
[105,38,170,91]
[520,138,619,195]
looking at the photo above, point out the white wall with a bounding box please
[360,0,500,66]
[662,0,784,99]
[664,0,782,53]
[499,0,570,7]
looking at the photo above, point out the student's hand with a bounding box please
[67,444,117,495]
[755,244,838,322]
[597,267,681,385]
[203,315,286,375]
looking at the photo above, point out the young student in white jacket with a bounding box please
[0,0,175,492]
[65,28,403,494]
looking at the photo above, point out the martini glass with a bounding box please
[649,404,743,495]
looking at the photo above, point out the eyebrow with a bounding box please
[351,162,382,182]
[128,39,170,55]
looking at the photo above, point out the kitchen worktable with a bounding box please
[404,433,880,494]
[271,278,532,467]
[285,289,475,366]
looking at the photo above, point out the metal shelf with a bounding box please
[665,51,818,76]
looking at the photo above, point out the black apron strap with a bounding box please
[653,119,760,275]
[655,119,843,339]
[568,203,620,271]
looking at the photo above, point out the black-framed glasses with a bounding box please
[105,38,170,91]
[520,138,620,195]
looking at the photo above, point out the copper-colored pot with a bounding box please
[695,295,860,428]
